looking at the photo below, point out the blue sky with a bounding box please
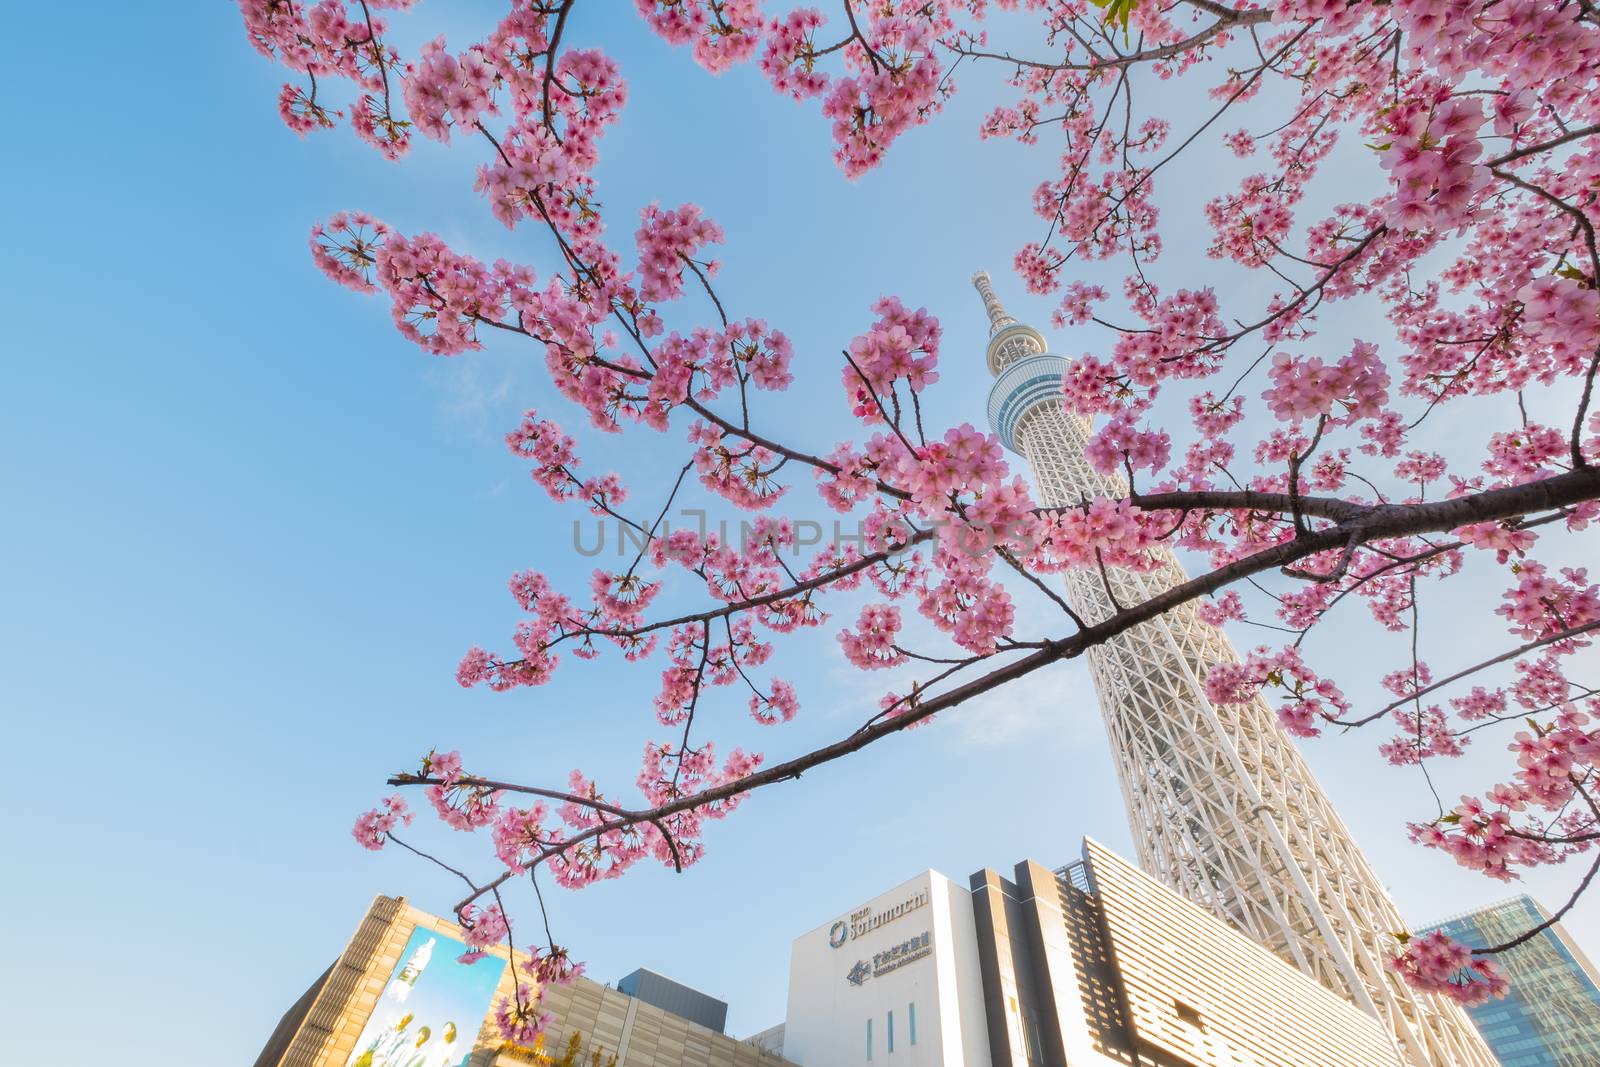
[2,4,1595,1065]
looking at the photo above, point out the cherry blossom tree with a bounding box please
[242,0,1600,1033]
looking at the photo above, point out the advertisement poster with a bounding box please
[347,926,505,1067]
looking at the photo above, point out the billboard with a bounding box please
[347,925,505,1067]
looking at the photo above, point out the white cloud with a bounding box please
[950,658,1099,749]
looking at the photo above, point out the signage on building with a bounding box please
[345,926,504,1067]
[845,931,932,987]
[828,889,929,949]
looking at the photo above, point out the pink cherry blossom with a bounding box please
[494,985,554,1045]
[1197,591,1246,627]
[839,604,908,669]
[636,202,724,303]
[458,902,510,963]
[761,8,831,99]
[1390,931,1508,1006]
[239,0,1600,1013]
[1261,341,1390,425]
[352,794,412,851]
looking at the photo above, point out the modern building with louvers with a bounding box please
[778,837,1399,1067]
[1421,895,1600,1066]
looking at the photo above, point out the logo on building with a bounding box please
[843,932,933,988]
[828,889,929,949]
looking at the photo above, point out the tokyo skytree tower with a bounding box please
[972,272,1496,1066]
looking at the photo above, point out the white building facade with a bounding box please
[784,871,992,1067]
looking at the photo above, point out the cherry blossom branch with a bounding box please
[1488,125,1600,168]
[1281,532,1361,583]
[503,529,935,656]
[1475,824,1600,956]
[387,831,481,893]
[1181,0,1259,17]
[472,131,916,501]
[1489,165,1600,278]
[1334,619,1600,728]
[839,0,886,73]
[1130,471,1600,525]
[680,394,910,499]
[353,1,393,110]
[404,460,1600,914]
[494,468,1600,703]
[420,525,1379,912]
[679,253,728,329]
[1573,342,1600,469]
[1217,226,1384,343]
[621,461,694,581]
[540,0,576,137]
[1111,489,1373,522]
[1095,27,1312,259]
[242,0,1600,1012]
[996,546,1087,626]
[951,12,1266,72]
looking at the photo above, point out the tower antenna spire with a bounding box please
[971,270,1017,336]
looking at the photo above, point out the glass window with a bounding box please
[1022,1005,1043,1064]
[888,1009,895,1053]
[909,1002,917,1046]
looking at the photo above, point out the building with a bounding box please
[1421,895,1600,1066]
[258,832,1417,1067]
[971,272,1497,1066]
[742,1024,785,1057]
[780,836,1400,1066]
[618,969,729,1035]
[254,894,791,1067]
[784,869,990,1065]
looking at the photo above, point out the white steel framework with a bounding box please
[971,272,1496,1066]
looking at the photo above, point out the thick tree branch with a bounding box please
[1131,469,1600,526]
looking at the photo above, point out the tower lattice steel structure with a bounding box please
[972,272,1496,1066]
